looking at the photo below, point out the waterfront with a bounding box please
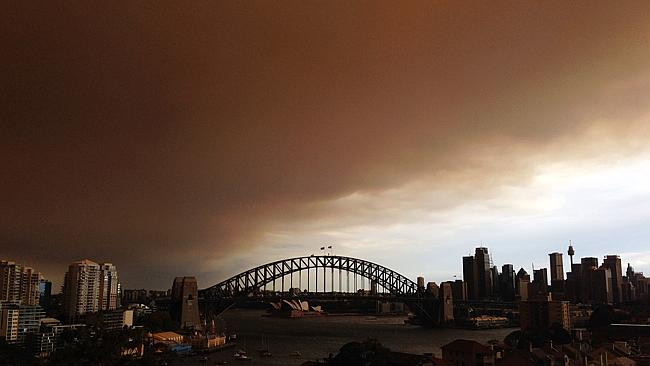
[164,309,515,365]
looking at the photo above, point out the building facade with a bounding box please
[0,260,42,305]
[99,263,120,310]
[63,259,101,319]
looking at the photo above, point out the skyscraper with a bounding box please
[63,259,101,319]
[474,247,492,299]
[549,252,564,297]
[549,253,564,282]
[500,264,516,302]
[592,266,613,304]
[581,257,598,302]
[99,263,119,310]
[516,268,530,301]
[602,255,623,304]
[462,256,477,300]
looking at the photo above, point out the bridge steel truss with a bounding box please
[199,255,419,300]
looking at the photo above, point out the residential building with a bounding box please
[0,260,41,305]
[441,339,495,366]
[63,259,101,319]
[520,294,571,331]
[0,301,44,345]
[99,263,119,310]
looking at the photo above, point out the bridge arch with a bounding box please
[199,255,419,300]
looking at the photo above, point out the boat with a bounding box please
[290,351,302,357]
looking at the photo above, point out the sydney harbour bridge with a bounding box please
[198,255,428,319]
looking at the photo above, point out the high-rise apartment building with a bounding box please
[602,255,623,304]
[0,260,41,305]
[63,260,101,319]
[0,302,44,345]
[63,260,120,319]
[99,263,119,310]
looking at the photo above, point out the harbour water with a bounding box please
[164,309,515,365]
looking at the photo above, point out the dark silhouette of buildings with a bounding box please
[462,247,493,301]
[463,255,478,300]
[474,247,492,300]
[549,252,564,298]
[515,267,530,301]
[499,264,515,302]
[602,255,623,304]
[519,294,571,331]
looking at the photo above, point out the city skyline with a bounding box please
[3,2,650,289]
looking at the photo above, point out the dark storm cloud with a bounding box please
[2,2,650,288]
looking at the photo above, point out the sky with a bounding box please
[2,2,650,291]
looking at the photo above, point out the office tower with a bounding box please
[549,253,564,281]
[500,264,516,302]
[171,277,201,329]
[99,263,119,310]
[63,259,101,319]
[592,266,613,304]
[462,256,478,300]
[565,262,583,303]
[602,255,623,304]
[581,257,598,302]
[475,247,492,299]
[532,268,549,295]
[516,268,530,301]
[491,266,500,296]
[520,294,571,331]
[0,261,41,305]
